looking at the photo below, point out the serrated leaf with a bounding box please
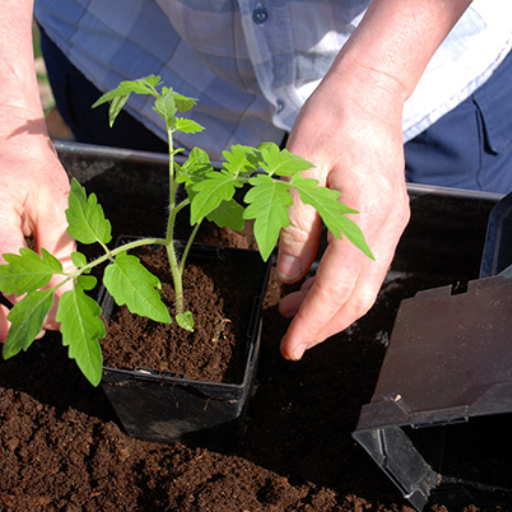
[178,147,213,185]
[244,174,292,261]
[0,248,62,295]
[153,87,177,126]
[2,289,55,359]
[260,144,314,177]
[66,178,112,245]
[92,75,162,108]
[173,92,197,113]
[108,94,130,127]
[222,144,263,177]
[207,198,245,230]
[104,252,171,323]
[291,174,374,259]
[176,311,194,332]
[174,118,204,134]
[56,286,105,386]
[190,172,241,225]
[92,75,162,126]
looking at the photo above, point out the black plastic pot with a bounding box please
[353,190,512,511]
[99,239,271,452]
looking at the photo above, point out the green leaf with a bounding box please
[92,75,162,108]
[177,147,213,185]
[260,144,314,177]
[71,251,87,268]
[176,311,194,332]
[77,275,98,291]
[291,174,374,259]
[104,252,171,323]
[172,92,197,113]
[56,286,105,387]
[244,174,293,261]
[222,144,263,177]
[190,172,241,225]
[153,87,177,126]
[107,94,130,127]
[207,198,245,230]
[0,248,62,295]
[174,118,204,134]
[66,178,112,246]
[92,75,162,126]
[2,289,55,359]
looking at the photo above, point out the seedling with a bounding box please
[0,75,373,386]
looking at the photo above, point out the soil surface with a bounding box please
[101,244,267,383]
[0,169,507,511]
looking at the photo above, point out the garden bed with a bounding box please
[0,143,503,511]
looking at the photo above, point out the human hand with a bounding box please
[0,114,75,341]
[277,66,411,361]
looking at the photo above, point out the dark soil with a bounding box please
[0,153,507,511]
[101,244,266,383]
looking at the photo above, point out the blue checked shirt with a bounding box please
[35,0,512,160]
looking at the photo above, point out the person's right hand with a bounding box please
[0,112,75,341]
[276,61,411,361]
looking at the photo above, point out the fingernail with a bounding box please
[293,344,307,361]
[278,254,301,281]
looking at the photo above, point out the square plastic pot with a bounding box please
[99,240,271,452]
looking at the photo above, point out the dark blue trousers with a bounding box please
[41,27,512,194]
[405,49,512,194]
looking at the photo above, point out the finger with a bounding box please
[279,276,315,318]
[0,304,10,342]
[277,197,323,283]
[32,189,76,331]
[280,239,362,360]
[280,200,409,361]
[0,208,29,264]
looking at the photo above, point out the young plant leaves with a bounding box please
[57,286,106,387]
[0,248,62,295]
[206,199,245,231]
[222,144,262,177]
[174,118,204,134]
[66,178,112,246]
[2,289,55,359]
[103,252,172,324]
[92,75,162,127]
[190,172,241,225]
[176,311,194,332]
[291,174,374,259]
[153,87,178,127]
[244,174,293,261]
[260,143,314,177]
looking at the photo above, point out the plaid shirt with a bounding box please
[35,0,512,160]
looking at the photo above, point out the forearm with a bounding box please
[328,0,473,109]
[0,1,46,137]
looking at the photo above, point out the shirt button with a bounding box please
[252,6,269,24]
[276,98,285,114]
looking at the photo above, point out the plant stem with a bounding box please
[73,237,167,280]
[180,220,201,275]
[165,125,185,314]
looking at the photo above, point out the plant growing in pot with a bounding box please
[0,75,373,449]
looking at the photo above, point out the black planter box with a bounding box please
[99,240,271,452]
[55,141,507,505]
[353,191,512,510]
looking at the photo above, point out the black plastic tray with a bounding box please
[353,191,512,510]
